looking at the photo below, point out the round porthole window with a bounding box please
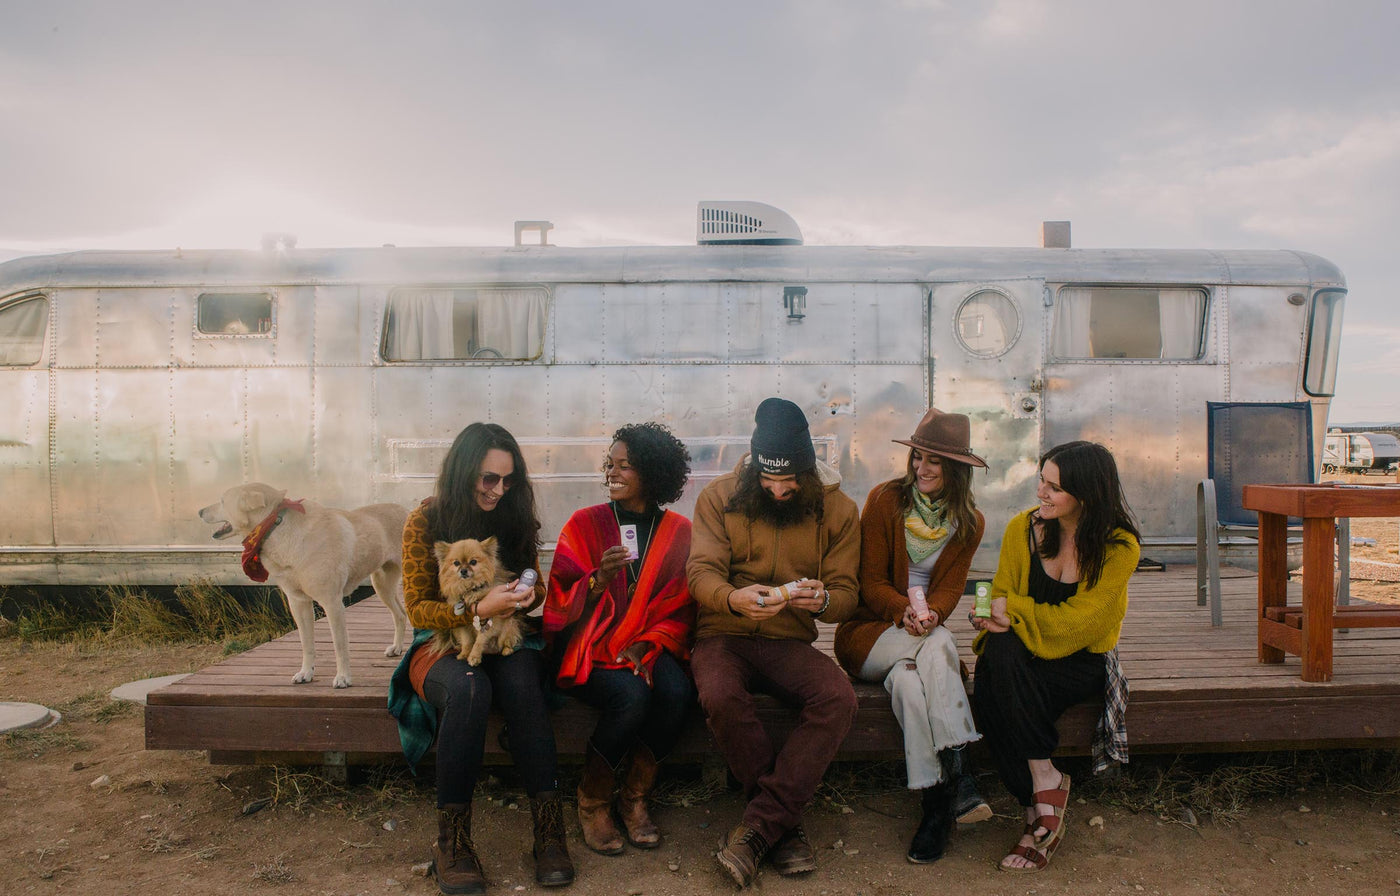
[954,289,1021,358]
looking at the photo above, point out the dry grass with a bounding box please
[1,580,291,651]
[814,759,906,812]
[1081,749,1400,826]
[3,726,88,756]
[250,854,295,884]
[2,689,142,756]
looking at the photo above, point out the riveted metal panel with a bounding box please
[0,368,52,545]
[929,280,1045,565]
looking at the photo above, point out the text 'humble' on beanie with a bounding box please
[751,397,816,475]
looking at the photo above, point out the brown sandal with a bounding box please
[1029,772,1071,848]
[998,774,1071,874]
[999,833,1061,873]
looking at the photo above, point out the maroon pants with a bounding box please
[692,635,858,847]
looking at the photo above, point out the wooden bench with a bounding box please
[144,602,1102,772]
[146,565,1400,773]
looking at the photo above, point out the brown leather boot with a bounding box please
[530,791,576,887]
[576,743,624,855]
[617,744,661,848]
[430,803,486,896]
[769,822,817,875]
[716,824,769,888]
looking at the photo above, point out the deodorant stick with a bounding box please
[768,580,804,603]
[974,581,992,618]
[909,587,931,621]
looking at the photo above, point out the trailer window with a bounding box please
[198,293,273,335]
[384,286,548,361]
[955,289,1021,357]
[1303,289,1345,396]
[1051,287,1206,359]
[0,296,48,365]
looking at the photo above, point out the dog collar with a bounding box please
[240,499,306,583]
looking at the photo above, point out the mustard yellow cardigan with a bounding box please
[973,509,1139,659]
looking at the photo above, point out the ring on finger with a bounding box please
[756,595,766,608]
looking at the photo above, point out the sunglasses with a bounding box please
[479,472,516,491]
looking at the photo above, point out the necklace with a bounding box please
[611,500,659,598]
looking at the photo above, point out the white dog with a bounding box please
[199,482,410,688]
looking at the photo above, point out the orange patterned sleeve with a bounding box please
[402,505,459,632]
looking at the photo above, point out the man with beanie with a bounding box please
[687,396,861,888]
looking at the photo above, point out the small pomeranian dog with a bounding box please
[432,536,528,666]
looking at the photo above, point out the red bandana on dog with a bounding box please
[240,499,306,582]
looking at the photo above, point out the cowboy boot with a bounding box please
[530,790,576,887]
[617,744,661,848]
[576,742,624,855]
[430,803,486,895]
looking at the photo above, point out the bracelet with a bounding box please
[814,590,831,616]
[587,574,600,596]
[726,591,742,617]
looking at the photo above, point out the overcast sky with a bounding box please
[2,0,1396,422]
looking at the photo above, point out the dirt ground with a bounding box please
[3,483,1400,896]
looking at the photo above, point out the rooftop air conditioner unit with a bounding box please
[696,201,803,246]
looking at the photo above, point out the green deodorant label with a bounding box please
[974,581,992,618]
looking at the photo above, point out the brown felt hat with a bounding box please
[893,407,987,468]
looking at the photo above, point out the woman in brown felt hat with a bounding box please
[834,408,988,865]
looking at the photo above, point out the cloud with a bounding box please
[977,0,1050,42]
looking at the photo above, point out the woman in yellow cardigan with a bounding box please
[969,440,1140,874]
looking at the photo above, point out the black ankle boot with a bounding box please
[907,779,955,864]
[948,747,992,823]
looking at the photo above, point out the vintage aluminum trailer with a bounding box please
[0,204,1346,585]
[1323,430,1400,475]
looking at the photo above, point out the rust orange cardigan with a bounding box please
[834,480,985,676]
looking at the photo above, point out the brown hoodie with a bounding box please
[687,457,861,642]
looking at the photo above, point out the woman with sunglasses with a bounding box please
[834,408,988,865]
[969,440,1140,873]
[389,422,574,895]
[544,422,695,855]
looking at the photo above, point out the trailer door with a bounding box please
[927,280,1044,563]
[0,294,54,563]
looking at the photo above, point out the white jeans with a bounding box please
[859,625,980,789]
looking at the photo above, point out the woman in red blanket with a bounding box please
[545,422,696,856]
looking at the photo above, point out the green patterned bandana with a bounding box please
[905,486,953,564]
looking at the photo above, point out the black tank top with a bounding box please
[1028,519,1079,605]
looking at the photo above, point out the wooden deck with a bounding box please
[145,563,1400,767]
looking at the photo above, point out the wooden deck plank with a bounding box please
[146,563,1400,764]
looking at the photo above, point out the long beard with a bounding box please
[755,484,819,528]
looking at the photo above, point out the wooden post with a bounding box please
[1257,511,1288,664]
[1301,517,1336,682]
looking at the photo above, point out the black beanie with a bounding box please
[751,397,816,475]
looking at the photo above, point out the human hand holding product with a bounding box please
[767,579,806,604]
[908,586,931,622]
[619,523,640,560]
[974,581,992,618]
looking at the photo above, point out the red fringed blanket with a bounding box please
[545,504,694,688]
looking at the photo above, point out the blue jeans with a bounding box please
[563,651,695,767]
